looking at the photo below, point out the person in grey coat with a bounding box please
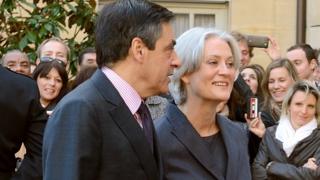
[156,27,265,180]
[252,80,320,180]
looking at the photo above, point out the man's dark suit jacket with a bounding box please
[43,69,162,180]
[0,66,47,180]
[156,103,251,180]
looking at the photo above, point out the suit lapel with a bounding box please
[90,69,159,179]
[110,105,159,179]
[167,103,224,179]
[217,115,240,180]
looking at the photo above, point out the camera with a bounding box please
[248,97,258,119]
[247,35,269,48]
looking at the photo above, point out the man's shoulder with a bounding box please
[58,78,116,111]
[0,67,38,97]
[0,67,36,86]
[60,81,98,105]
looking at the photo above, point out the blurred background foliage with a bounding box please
[0,0,97,75]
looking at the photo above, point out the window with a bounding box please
[98,1,229,38]
[154,1,229,37]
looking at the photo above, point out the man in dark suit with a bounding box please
[42,0,180,179]
[0,66,47,180]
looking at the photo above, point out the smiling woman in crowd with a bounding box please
[260,58,299,127]
[32,60,68,115]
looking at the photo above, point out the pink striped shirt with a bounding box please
[101,67,143,126]
[101,67,142,114]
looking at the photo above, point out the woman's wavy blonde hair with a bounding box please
[281,80,320,124]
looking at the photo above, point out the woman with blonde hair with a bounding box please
[253,80,320,179]
[261,58,299,127]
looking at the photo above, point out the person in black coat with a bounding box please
[0,66,47,180]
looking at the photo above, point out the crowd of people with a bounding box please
[1,0,320,179]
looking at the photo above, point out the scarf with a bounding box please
[275,115,317,157]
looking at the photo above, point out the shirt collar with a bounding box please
[102,67,141,114]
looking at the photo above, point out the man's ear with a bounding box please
[131,37,146,62]
[310,58,317,71]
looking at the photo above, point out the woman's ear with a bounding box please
[181,73,190,84]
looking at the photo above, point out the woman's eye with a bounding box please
[207,60,218,64]
[226,62,234,68]
[56,79,62,83]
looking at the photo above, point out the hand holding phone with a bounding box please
[248,97,258,119]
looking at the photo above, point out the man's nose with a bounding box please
[14,65,23,72]
[171,51,181,68]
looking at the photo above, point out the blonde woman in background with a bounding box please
[260,58,299,127]
[253,80,320,180]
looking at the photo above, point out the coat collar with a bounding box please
[216,115,242,180]
[166,103,241,180]
[90,69,161,179]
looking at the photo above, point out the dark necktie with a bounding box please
[137,102,154,153]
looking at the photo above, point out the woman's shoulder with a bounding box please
[155,115,171,132]
[217,114,248,134]
[260,110,278,127]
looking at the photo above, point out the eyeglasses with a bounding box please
[40,57,66,67]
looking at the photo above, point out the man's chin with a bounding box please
[157,86,169,95]
[159,88,169,95]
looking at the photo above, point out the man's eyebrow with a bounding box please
[172,40,176,47]
[166,40,176,50]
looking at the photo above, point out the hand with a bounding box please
[245,112,266,138]
[263,36,281,61]
[303,158,318,170]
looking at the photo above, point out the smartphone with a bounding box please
[248,97,258,119]
[247,35,269,48]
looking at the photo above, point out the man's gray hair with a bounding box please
[1,49,29,65]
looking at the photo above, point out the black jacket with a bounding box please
[0,67,47,180]
[252,125,320,180]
